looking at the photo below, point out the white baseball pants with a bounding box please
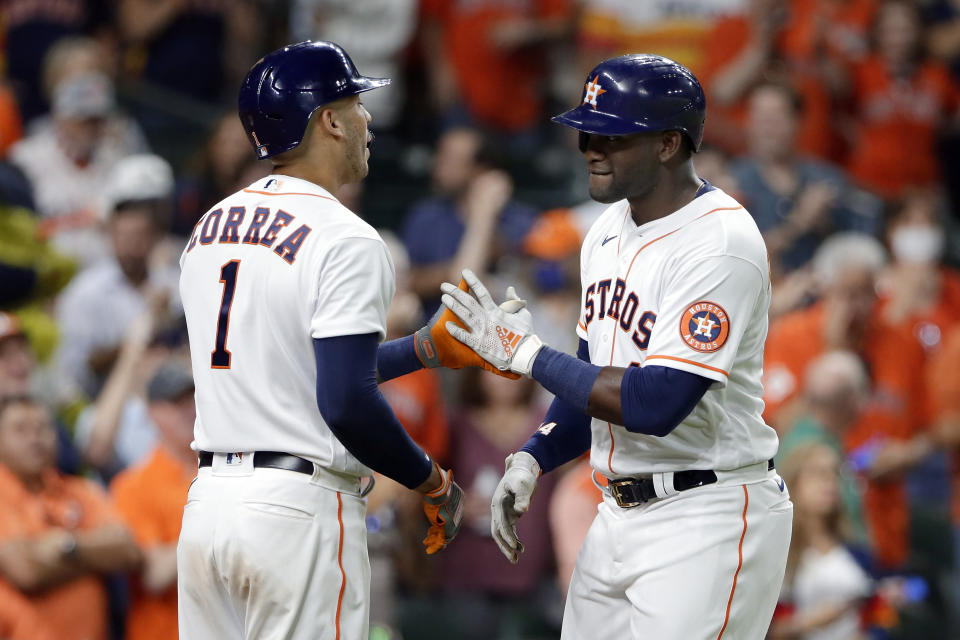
[562,464,793,639]
[177,454,370,640]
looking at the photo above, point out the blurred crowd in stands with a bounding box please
[1,0,960,638]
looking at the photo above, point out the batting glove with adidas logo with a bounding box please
[440,269,545,376]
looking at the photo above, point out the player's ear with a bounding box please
[658,131,684,163]
[317,103,347,141]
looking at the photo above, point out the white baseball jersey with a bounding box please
[179,174,395,477]
[576,185,779,476]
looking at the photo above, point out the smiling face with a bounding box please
[581,131,681,204]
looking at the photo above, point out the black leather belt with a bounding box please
[608,459,775,508]
[198,451,315,475]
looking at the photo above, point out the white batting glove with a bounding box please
[439,269,545,376]
[491,451,541,564]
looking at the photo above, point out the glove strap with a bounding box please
[510,334,545,377]
[413,325,442,369]
[507,451,542,478]
[423,465,452,503]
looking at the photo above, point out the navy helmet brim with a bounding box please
[551,105,644,136]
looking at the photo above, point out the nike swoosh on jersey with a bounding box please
[602,235,618,246]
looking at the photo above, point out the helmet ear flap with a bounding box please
[578,132,590,153]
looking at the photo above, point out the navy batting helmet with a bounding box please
[238,41,390,159]
[552,54,706,152]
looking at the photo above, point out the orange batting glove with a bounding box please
[414,278,521,379]
[421,465,464,554]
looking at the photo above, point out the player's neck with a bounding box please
[271,163,344,197]
[627,166,702,228]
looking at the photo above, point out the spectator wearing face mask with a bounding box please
[878,191,960,355]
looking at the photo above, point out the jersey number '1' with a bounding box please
[212,260,240,369]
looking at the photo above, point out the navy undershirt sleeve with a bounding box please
[619,365,712,436]
[526,338,713,458]
[520,339,593,473]
[314,333,433,489]
[376,334,423,383]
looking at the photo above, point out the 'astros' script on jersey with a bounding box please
[576,186,779,477]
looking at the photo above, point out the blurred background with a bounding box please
[0,0,959,638]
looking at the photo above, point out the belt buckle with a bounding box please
[609,478,644,509]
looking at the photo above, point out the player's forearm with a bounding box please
[529,347,710,436]
[376,334,423,382]
[520,393,592,473]
[315,334,434,489]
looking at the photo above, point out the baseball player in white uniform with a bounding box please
[442,55,793,638]
[176,42,467,639]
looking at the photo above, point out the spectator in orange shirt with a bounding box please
[421,0,573,135]
[111,360,197,640]
[779,0,877,68]
[878,191,960,355]
[846,0,960,199]
[700,0,839,159]
[764,233,931,570]
[0,396,141,640]
[0,581,56,640]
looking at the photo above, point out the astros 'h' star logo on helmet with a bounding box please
[583,76,606,109]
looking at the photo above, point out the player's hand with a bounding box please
[491,452,540,564]
[420,465,464,554]
[414,277,522,380]
[440,269,544,376]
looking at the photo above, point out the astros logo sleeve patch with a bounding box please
[679,301,730,352]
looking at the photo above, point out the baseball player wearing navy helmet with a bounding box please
[441,54,793,638]
[176,41,476,639]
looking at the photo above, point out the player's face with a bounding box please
[0,403,57,482]
[582,132,663,204]
[342,97,373,182]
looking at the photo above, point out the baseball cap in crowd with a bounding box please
[147,361,195,403]
[52,71,115,119]
[0,312,24,343]
[102,154,175,217]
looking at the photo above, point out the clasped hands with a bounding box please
[435,269,545,564]
[436,268,545,376]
